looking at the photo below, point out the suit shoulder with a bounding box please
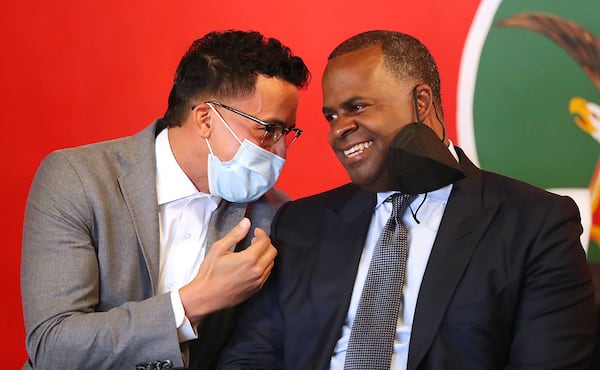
[457,146,571,205]
[38,123,157,174]
[478,170,578,214]
[45,136,128,161]
[247,187,291,218]
[261,187,291,206]
[284,183,362,210]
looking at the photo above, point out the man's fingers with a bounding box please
[250,227,269,245]
[246,227,277,258]
[241,238,277,278]
[210,218,251,254]
[259,259,275,286]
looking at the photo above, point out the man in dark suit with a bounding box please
[217,30,596,369]
[21,30,309,369]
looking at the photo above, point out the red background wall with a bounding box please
[1,0,480,364]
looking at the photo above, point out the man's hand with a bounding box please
[179,218,277,326]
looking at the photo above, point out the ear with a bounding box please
[415,84,447,143]
[192,103,213,138]
[414,84,433,120]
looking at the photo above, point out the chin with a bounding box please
[350,173,392,193]
[349,176,377,191]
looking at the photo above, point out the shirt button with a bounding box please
[184,232,191,239]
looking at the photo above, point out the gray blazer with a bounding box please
[21,120,289,369]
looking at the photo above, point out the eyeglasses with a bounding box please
[193,101,302,148]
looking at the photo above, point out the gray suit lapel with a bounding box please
[117,123,162,293]
[206,201,248,253]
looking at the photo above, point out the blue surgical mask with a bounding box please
[205,103,285,202]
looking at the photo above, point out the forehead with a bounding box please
[322,45,406,105]
[231,75,299,125]
[323,45,384,88]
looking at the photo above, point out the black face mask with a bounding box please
[386,88,465,195]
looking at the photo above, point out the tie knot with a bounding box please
[388,193,416,220]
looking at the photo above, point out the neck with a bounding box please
[168,125,210,193]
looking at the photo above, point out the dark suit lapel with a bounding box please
[407,149,500,370]
[309,187,376,368]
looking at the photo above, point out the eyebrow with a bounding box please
[232,105,292,128]
[212,101,293,128]
[323,96,367,113]
[263,117,294,128]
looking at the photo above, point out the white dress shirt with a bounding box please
[329,143,458,370]
[155,128,220,342]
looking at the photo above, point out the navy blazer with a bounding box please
[217,148,596,370]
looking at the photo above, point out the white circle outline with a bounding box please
[456,0,502,167]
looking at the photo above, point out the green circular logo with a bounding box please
[458,0,600,260]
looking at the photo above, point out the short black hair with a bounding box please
[329,30,443,115]
[162,30,310,128]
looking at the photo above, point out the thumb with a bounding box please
[210,217,251,254]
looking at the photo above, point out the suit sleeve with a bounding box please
[507,196,596,369]
[21,152,184,369]
[216,205,289,370]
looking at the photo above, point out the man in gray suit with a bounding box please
[21,30,310,369]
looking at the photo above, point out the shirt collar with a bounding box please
[155,128,220,205]
[447,139,459,161]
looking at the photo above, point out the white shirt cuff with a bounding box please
[170,290,198,342]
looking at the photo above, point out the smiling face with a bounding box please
[322,44,417,192]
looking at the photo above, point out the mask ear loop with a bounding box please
[408,192,427,224]
[206,102,244,144]
[414,85,447,142]
[409,85,428,223]
[205,102,244,156]
[432,100,447,143]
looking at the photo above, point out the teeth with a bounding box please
[344,141,372,157]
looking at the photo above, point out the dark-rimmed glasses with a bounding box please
[192,101,302,148]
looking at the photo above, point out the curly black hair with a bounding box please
[162,30,310,128]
